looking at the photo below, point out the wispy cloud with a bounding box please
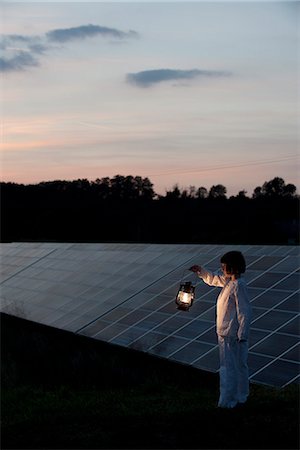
[2,34,37,45]
[0,24,139,72]
[0,51,39,72]
[126,68,231,87]
[46,24,138,43]
[1,34,50,72]
[1,34,49,53]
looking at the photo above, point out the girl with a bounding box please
[189,251,252,409]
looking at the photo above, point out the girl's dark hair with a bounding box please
[220,251,246,274]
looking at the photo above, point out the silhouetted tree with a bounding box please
[253,177,297,198]
[188,185,197,198]
[252,186,262,199]
[138,176,155,200]
[106,175,155,200]
[283,183,297,197]
[208,184,227,199]
[237,190,247,198]
[0,175,298,244]
[197,187,208,199]
[165,184,181,199]
[92,177,110,200]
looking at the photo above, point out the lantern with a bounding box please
[175,280,195,311]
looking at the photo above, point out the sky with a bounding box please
[1,1,299,197]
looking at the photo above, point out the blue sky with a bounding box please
[1,1,299,196]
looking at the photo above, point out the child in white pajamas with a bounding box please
[189,251,252,409]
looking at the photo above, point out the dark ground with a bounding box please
[1,313,299,449]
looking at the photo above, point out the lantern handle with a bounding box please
[179,267,198,284]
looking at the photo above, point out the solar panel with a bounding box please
[0,242,299,388]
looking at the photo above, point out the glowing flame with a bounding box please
[179,291,192,304]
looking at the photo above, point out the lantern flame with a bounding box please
[179,292,192,304]
[175,281,195,311]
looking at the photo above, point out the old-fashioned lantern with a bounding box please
[175,280,195,311]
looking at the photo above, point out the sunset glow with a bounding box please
[1,1,299,197]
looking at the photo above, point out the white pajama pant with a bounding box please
[217,335,249,408]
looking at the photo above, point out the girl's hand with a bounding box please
[189,265,201,273]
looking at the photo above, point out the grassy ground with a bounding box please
[1,313,299,449]
[2,381,299,449]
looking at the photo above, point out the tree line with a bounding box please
[1,176,299,244]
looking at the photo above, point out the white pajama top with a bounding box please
[198,267,252,340]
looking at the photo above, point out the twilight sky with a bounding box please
[1,1,299,196]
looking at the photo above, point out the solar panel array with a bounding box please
[0,242,299,388]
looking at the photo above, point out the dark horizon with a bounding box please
[1,175,299,245]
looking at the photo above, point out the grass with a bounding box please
[1,313,299,449]
[2,382,299,449]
